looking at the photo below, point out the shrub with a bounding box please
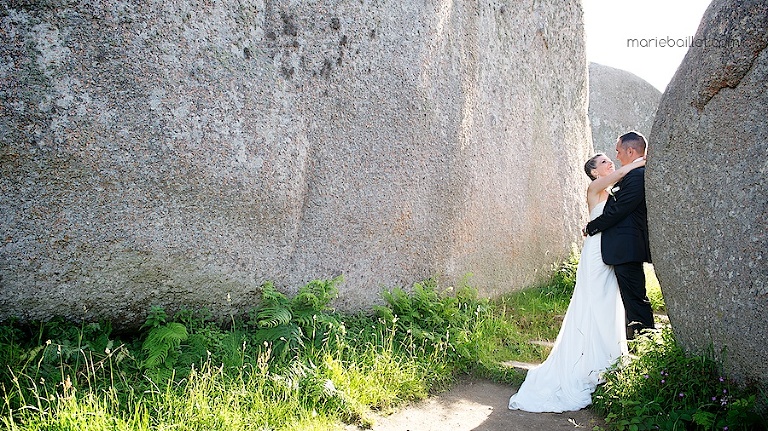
[592,328,767,431]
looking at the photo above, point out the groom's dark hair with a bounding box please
[618,131,647,153]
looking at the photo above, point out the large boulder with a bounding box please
[647,0,768,387]
[0,0,591,328]
[588,62,661,160]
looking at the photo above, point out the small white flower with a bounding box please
[324,379,336,394]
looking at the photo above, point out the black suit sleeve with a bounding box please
[586,168,644,235]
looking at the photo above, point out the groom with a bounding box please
[584,131,654,339]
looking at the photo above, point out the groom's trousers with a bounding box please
[614,262,655,339]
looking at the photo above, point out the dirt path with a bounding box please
[347,377,606,431]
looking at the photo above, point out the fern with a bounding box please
[374,279,485,371]
[294,278,340,311]
[249,277,344,362]
[256,307,293,329]
[253,325,305,361]
[380,288,412,318]
[252,282,292,327]
[259,282,291,308]
[141,322,188,370]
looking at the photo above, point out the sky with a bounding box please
[582,0,714,92]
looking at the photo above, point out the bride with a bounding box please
[508,153,646,413]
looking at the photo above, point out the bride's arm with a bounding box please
[587,157,646,195]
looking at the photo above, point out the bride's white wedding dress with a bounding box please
[508,200,628,413]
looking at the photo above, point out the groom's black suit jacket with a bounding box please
[585,166,651,265]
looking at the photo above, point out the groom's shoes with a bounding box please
[627,325,640,341]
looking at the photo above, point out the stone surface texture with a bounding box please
[588,62,661,162]
[1,0,591,328]
[647,0,767,387]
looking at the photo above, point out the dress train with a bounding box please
[508,200,627,412]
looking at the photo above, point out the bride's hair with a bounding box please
[584,153,605,181]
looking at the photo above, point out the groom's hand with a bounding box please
[581,225,588,237]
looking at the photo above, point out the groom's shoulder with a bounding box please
[620,166,645,187]
[627,166,645,178]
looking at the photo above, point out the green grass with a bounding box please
[0,277,509,430]
[645,263,666,313]
[493,255,577,363]
[593,329,766,430]
[0,258,764,431]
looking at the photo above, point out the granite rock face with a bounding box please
[1,0,591,328]
[588,63,661,161]
[647,0,768,387]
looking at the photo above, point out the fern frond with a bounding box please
[141,322,188,370]
[253,325,302,344]
[294,277,341,311]
[259,282,290,308]
[381,288,412,316]
[255,307,292,329]
[293,309,317,328]
[253,324,304,360]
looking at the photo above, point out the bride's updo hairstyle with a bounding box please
[584,153,605,181]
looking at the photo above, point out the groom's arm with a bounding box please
[585,168,645,235]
